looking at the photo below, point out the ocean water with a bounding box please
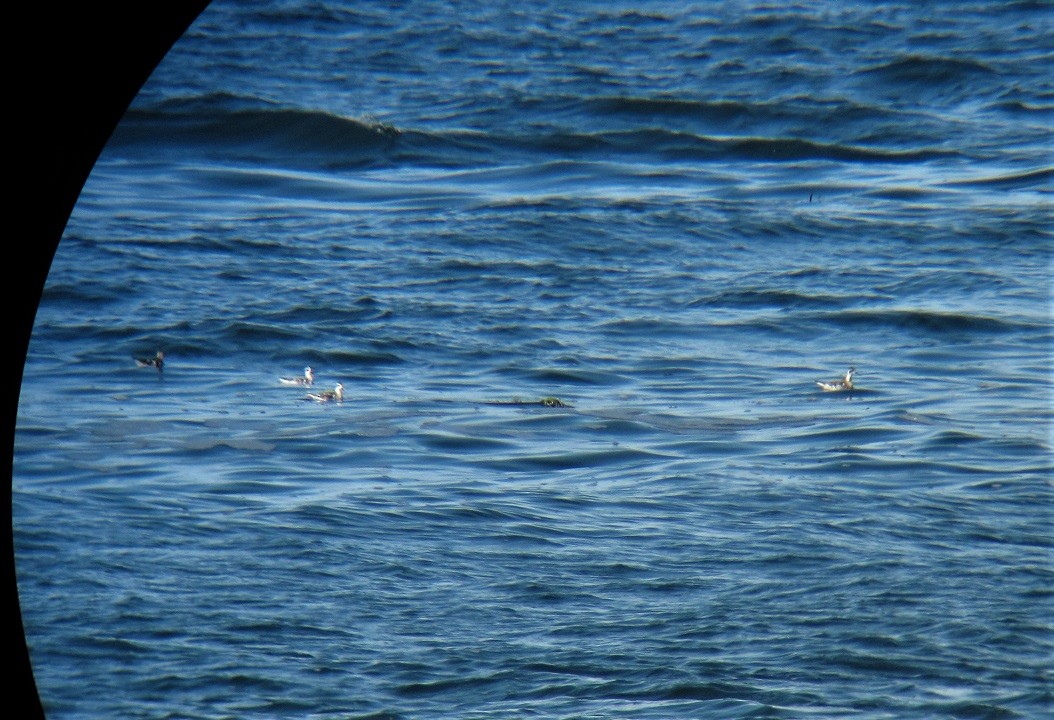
[14,1,1053,718]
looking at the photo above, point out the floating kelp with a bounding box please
[481,396,573,408]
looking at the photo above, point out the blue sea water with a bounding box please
[14,1,1053,718]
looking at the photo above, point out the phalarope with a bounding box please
[307,383,344,402]
[279,367,314,386]
[816,366,856,392]
[134,351,164,372]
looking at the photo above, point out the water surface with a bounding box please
[16,2,1053,718]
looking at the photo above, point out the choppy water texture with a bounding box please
[15,1,1053,718]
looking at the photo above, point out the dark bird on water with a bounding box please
[135,351,165,372]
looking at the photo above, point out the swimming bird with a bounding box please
[134,351,164,372]
[279,366,314,386]
[307,383,344,402]
[816,366,856,392]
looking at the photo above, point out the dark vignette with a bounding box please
[9,5,211,717]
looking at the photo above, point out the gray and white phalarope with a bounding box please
[816,366,856,392]
[307,383,344,402]
[279,366,314,386]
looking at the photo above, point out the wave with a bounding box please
[40,282,122,307]
[416,431,517,454]
[989,100,1054,115]
[601,131,958,163]
[696,305,1042,341]
[800,308,1039,335]
[473,445,673,473]
[858,55,997,85]
[475,127,961,164]
[585,94,909,130]
[942,166,1053,190]
[527,367,629,386]
[588,95,760,121]
[109,100,962,171]
[688,289,864,310]
[113,101,403,167]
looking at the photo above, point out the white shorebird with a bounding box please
[279,366,314,386]
[307,383,344,402]
[816,366,856,392]
[134,351,165,372]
